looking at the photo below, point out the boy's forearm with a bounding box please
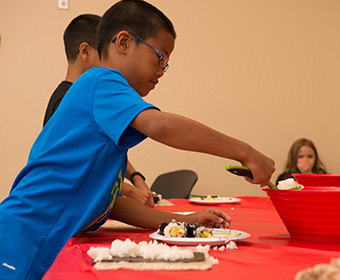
[110,196,181,229]
[110,196,231,230]
[125,161,134,180]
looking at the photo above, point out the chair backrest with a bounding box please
[150,170,198,199]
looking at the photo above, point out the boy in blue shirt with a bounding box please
[0,0,275,279]
[44,13,154,207]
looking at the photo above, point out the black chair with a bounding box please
[150,170,198,199]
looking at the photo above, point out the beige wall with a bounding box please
[1,0,339,201]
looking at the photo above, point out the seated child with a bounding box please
[276,138,327,185]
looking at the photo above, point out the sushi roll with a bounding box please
[185,223,212,238]
[159,220,187,237]
[185,223,198,238]
[194,225,213,238]
[158,220,213,238]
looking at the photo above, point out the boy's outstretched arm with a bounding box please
[110,196,231,229]
[130,109,275,187]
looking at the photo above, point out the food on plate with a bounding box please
[200,195,234,201]
[152,192,162,203]
[189,196,241,205]
[277,178,304,190]
[211,228,239,238]
[205,195,220,200]
[159,220,213,238]
[159,220,186,237]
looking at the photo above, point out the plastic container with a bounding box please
[293,174,340,187]
[265,187,340,243]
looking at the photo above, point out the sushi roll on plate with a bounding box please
[185,223,213,238]
[159,220,187,238]
[158,220,212,238]
[153,220,251,246]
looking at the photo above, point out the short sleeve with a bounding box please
[93,70,159,149]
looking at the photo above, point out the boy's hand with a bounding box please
[185,209,231,229]
[132,176,154,207]
[121,183,154,207]
[243,148,275,187]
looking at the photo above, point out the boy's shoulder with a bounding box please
[83,66,120,76]
[80,67,127,83]
[72,67,134,98]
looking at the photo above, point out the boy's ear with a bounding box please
[78,42,93,61]
[113,31,133,55]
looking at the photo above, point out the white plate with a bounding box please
[211,228,250,240]
[149,229,250,246]
[189,197,241,204]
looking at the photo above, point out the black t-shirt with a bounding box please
[43,81,73,126]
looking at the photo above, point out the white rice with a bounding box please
[87,247,112,262]
[212,241,238,251]
[88,239,194,262]
[226,241,238,250]
[195,244,210,252]
[277,178,304,190]
[209,256,219,265]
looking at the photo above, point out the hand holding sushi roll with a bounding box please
[184,208,231,229]
[158,211,231,238]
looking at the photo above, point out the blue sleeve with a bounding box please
[93,71,159,149]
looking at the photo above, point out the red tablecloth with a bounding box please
[43,196,340,280]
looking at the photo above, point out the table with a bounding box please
[43,196,340,280]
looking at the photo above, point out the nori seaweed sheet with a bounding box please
[101,252,205,263]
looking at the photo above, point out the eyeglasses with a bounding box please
[112,32,169,72]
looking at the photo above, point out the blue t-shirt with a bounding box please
[0,67,158,279]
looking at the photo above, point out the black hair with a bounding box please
[97,0,176,59]
[63,14,101,62]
